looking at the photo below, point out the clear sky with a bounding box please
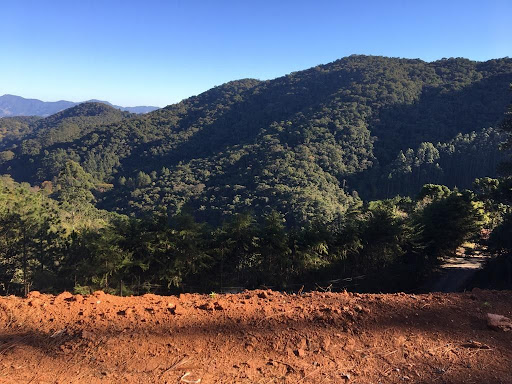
[1,0,511,107]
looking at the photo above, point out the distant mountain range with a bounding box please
[0,94,159,117]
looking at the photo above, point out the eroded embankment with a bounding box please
[0,289,511,383]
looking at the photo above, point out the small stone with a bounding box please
[54,291,73,302]
[28,299,41,307]
[174,305,185,315]
[81,330,95,341]
[297,337,307,350]
[321,336,331,351]
[487,313,512,332]
[92,291,106,299]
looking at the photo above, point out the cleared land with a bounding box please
[0,289,511,383]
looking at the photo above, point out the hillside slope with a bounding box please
[2,56,511,223]
[0,116,41,146]
[0,103,134,177]
[0,94,74,117]
[0,289,511,383]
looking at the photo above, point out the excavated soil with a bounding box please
[0,289,511,383]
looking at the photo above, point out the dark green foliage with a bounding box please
[259,211,292,285]
[154,213,212,289]
[0,175,491,294]
[28,102,132,149]
[488,213,512,253]
[358,201,409,269]
[1,56,511,224]
[467,100,512,290]
[374,128,507,198]
[417,184,451,201]
[218,212,260,287]
[55,160,96,203]
[415,189,484,264]
[1,56,512,294]
[0,116,41,148]
[0,176,65,294]
[1,102,131,182]
[498,91,512,175]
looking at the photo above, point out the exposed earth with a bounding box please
[0,289,511,383]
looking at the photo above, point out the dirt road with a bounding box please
[427,245,490,293]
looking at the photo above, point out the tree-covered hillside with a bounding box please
[1,56,511,224]
[0,172,489,295]
[19,102,132,149]
[0,116,41,147]
[0,102,132,180]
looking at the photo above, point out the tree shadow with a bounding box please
[1,291,511,382]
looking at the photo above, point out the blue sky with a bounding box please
[1,0,511,107]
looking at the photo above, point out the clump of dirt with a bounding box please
[0,289,511,383]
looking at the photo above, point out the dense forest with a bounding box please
[1,55,512,295]
[1,56,511,224]
[0,172,501,295]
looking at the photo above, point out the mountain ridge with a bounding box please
[0,94,159,117]
[0,102,132,152]
[1,55,511,224]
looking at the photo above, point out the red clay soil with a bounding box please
[0,289,511,384]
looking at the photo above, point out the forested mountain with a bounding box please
[0,94,159,117]
[1,55,512,295]
[0,171,490,294]
[0,95,75,117]
[0,103,132,165]
[1,56,511,225]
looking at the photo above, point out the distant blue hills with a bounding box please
[0,94,159,117]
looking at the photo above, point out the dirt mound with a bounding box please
[0,289,511,383]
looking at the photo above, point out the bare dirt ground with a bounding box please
[1,289,511,383]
